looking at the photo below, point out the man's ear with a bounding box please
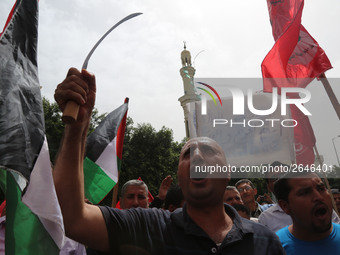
[253,188,257,196]
[278,200,291,215]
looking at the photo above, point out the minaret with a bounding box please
[178,42,200,138]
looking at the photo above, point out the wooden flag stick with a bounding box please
[319,73,340,121]
[314,145,340,217]
[111,171,121,208]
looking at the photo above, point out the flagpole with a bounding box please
[111,171,120,207]
[319,73,340,121]
[314,145,340,217]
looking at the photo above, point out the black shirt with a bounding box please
[98,204,285,255]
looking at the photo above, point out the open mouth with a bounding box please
[191,177,207,182]
[314,207,327,216]
[192,178,204,181]
[313,204,328,218]
[190,177,208,186]
[190,165,209,179]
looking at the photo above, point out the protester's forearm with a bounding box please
[53,121,89,231]
[52,69,110,251]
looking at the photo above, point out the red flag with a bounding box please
[0,1,16,38]
[261,0,332,92]
[138,177,154,202]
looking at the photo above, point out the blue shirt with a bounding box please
[99,204,285,255]
[276,223,340,255]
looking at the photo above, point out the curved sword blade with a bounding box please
[82,12,142,70]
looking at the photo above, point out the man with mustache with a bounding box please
[53,68,285,254]
[274,172,340,254]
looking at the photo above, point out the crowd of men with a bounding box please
[52,67,340,254]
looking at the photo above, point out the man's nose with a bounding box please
[132,196,139,207]
[190,147,204,163]
[312,189,324,202]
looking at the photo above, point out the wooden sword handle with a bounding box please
[61,101,80,124]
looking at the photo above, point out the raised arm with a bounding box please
[53,68,109,252]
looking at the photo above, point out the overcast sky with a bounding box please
[1,0,340,166]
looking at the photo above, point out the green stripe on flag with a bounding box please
[84,157,116,204]
[5,173,59,255]
[117,156,122,171]
[0,169,6,195]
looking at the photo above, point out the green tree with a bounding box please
[98,117,184,206]
[119,120,184,196]
[43,97,105,163]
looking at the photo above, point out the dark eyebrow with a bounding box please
[296,186,312,195]
[316,182,326,189]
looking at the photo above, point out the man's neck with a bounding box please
[289,224,333,242]
[186,203,233,244]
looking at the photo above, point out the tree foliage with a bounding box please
[43,97,106,163]
[118,117,184,196]
[98,117,185,206]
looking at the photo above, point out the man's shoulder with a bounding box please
[224,203,277,238]
[241,217,277,236]
[99,205,173,222]
[259,203,274,211]
[333,222,340,232]
[258,204,284,220]
[265,203,281,212]
[275,226,290,240]
[242,218,273,231]
[237,218,285,254]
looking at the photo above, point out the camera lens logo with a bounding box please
[196,82,223,111]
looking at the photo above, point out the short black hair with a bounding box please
[164,185,184,210]
[273,171,321,202]
[235,179,255,189]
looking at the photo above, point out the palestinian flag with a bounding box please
[84,99,129,204]
[0,0,64,254]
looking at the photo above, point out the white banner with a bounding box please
[188,93,295,168]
